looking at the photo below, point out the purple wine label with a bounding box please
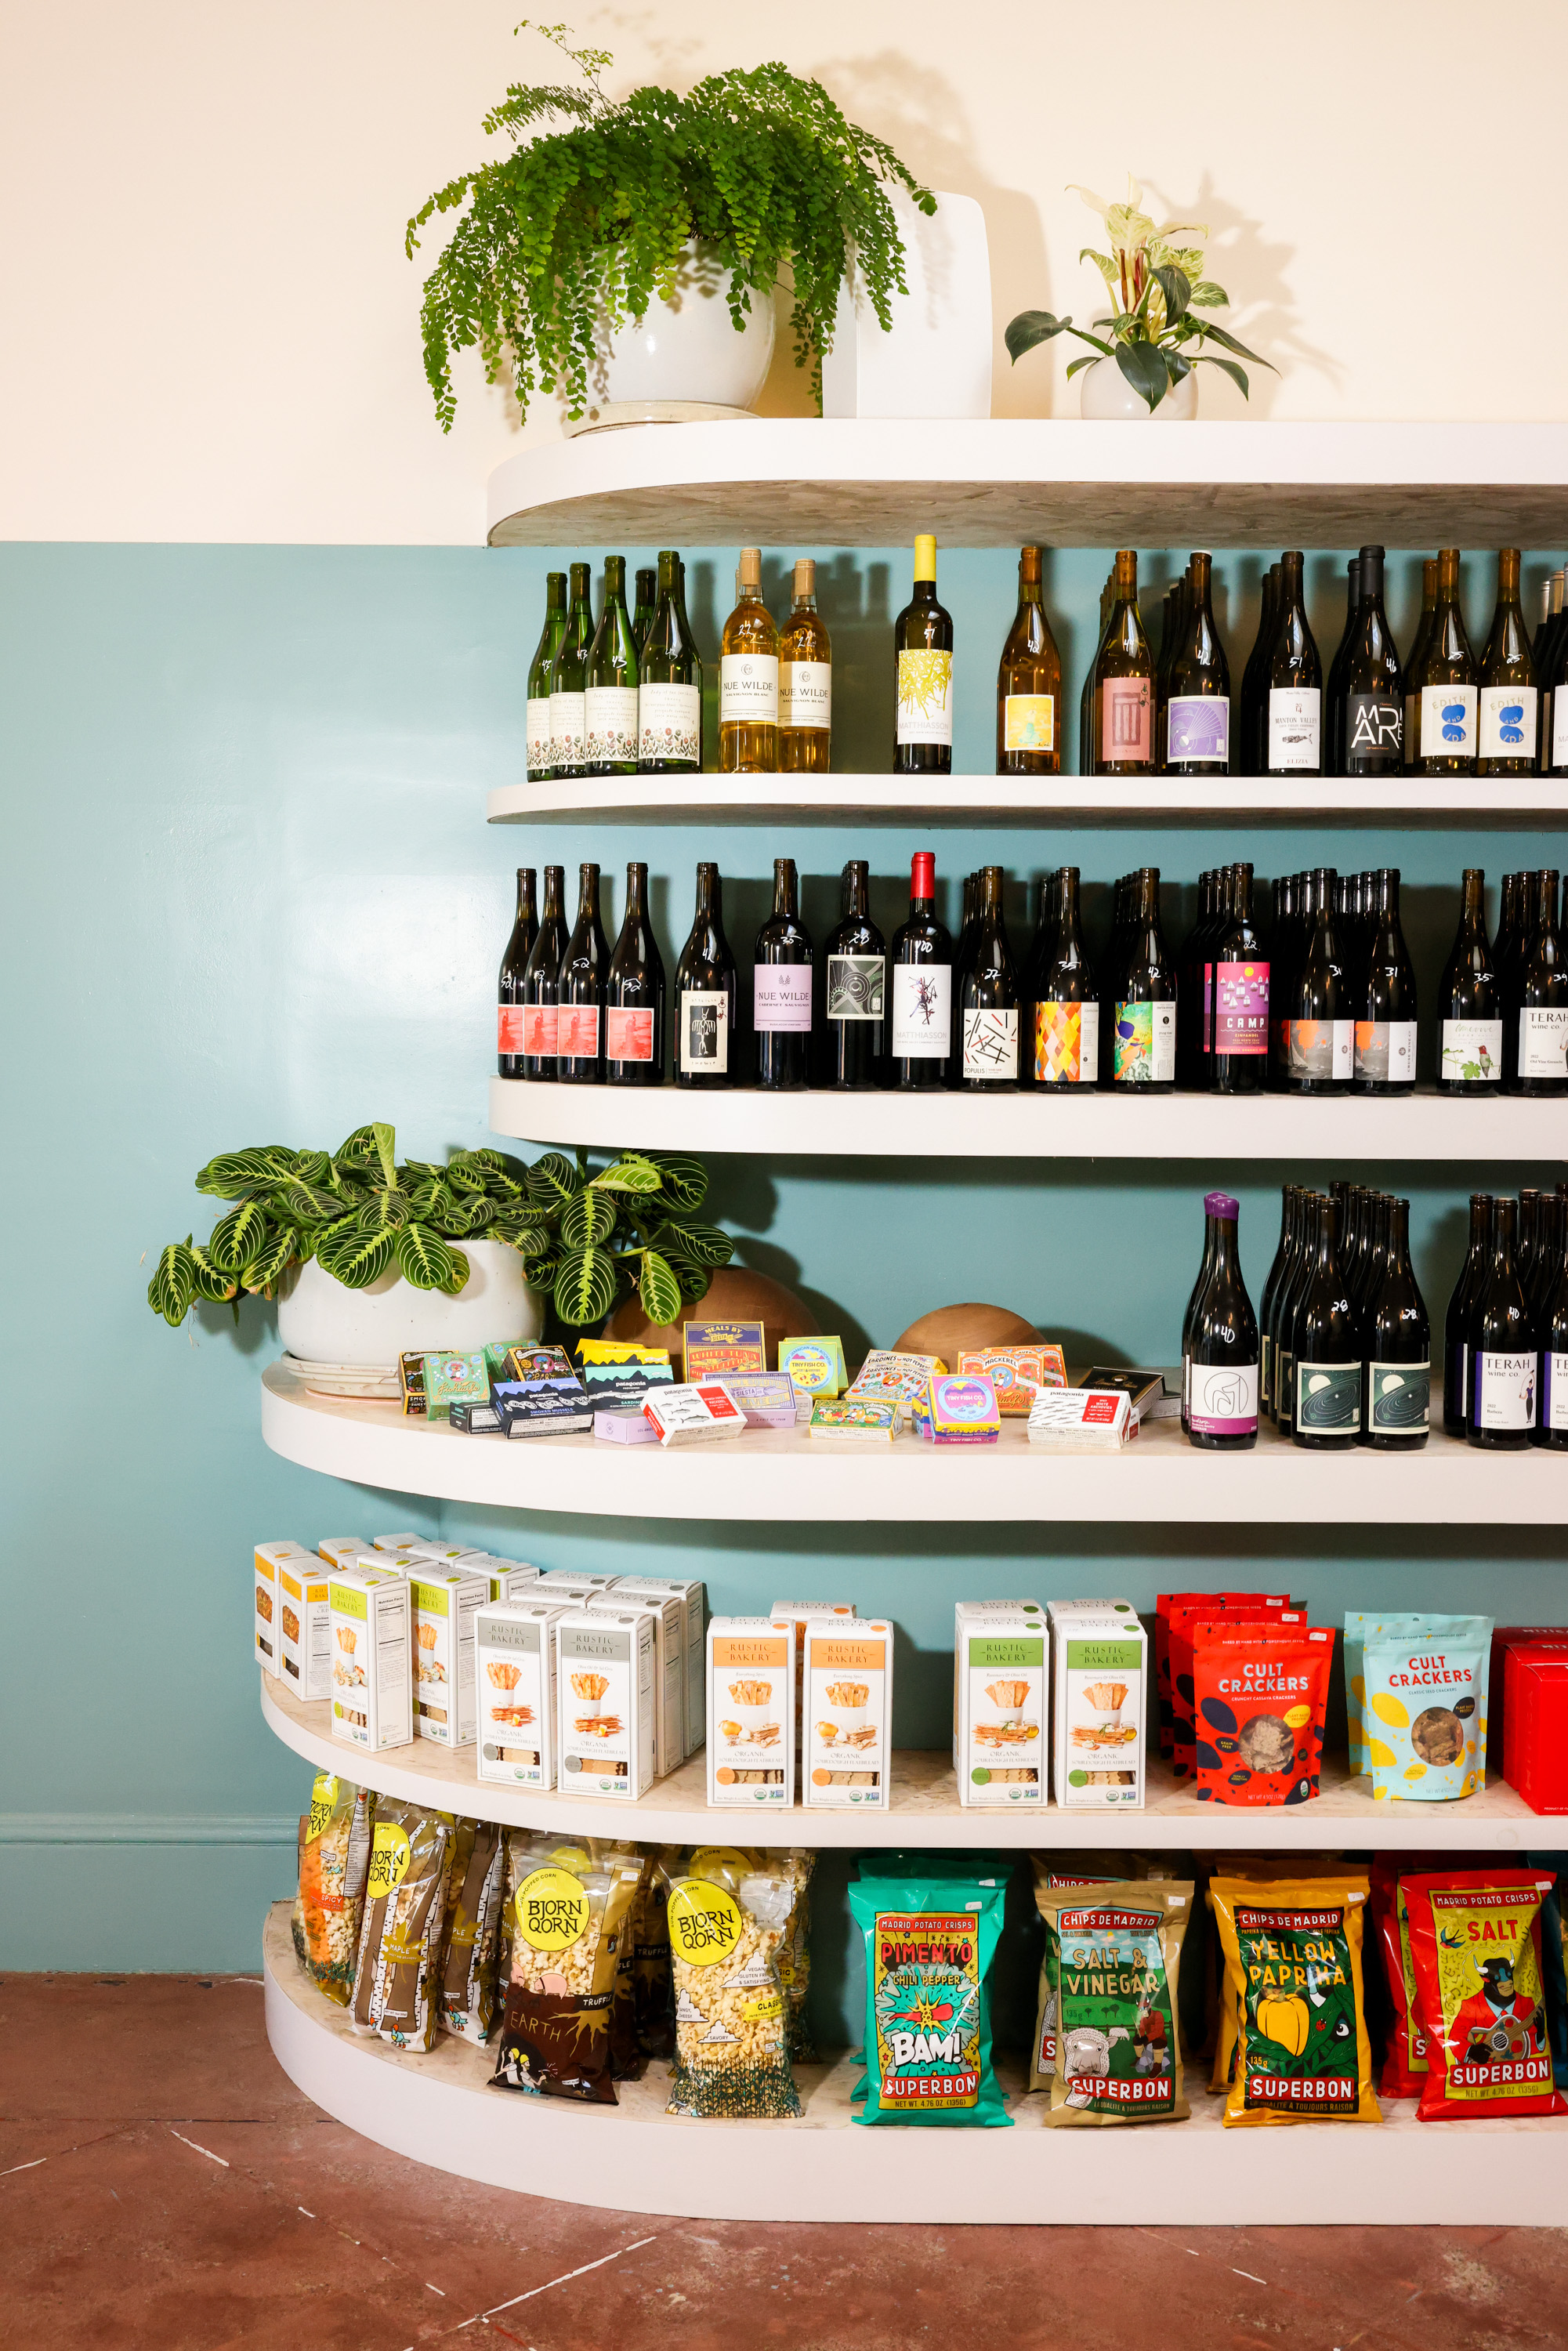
[753,965,812,1033]
[1166,694,1229,764]
[1189,1360,1258,1438]
[1214,962,1269,1055]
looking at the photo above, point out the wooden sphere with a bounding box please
[891,1302,1039,1362]
[603,1264,817,1366]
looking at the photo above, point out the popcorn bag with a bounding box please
[292,1773,373,2006]
[665,1866,802,2120]
[349,1802,453,2052]
[491,1853,641,2103]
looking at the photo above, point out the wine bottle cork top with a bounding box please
[793,557,815,595]
[914,533,936,580]
[738,546,762,586]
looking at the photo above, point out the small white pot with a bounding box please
[574,245,776,428]
[277,1237,545,1372]
[1079,356,1198,421]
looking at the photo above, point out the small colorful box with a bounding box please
[372,1531,423,1552]
[422,1351,491,1420]
[328,1567,413,1754]
[317,1536,368,1568]
[845,1349,946,1418]
[956,1344,1066,1415]
[594,1407,661,1444]
[682,1320,766,1381]
[1508,1652,1568,1812]
[475,1599,572,1789]
[450,1397,505,1435]
[779,1336,847,1396]
[1027,1387,1135,1448]
[643,1381,747,1446]
[505,1343,578,1381]
[397,1353,427,1416]
[719,1371,801,1429]
[492,1373,593,1437]
[912,1373,1001,1444]
[407,1567,488,1747]
[254,1539,309,1672]
[808,1396,897,1441]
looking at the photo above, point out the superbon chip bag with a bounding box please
[1360,1616,1494,1802]
[1190,1621,1334,1806]
[1206,1857,1355,2096]
[849,1869,1010,2127]
[1034,1880,1192,2126]
[664,1864,801,2120]
[1369,1853,1490,2099]
[1403,1868,1568,2122]
[1209,1874,1381,2127]
[292,1773,372,2006]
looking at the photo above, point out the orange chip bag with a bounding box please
[1403,1869,1568,2123]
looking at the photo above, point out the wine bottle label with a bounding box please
[720,653,779,726]
[1478,683,1537,760]
[638,681,701,767]
[778,661,831,730]
[526,696,553,776]
[1472,1349,1535,1431]
[498,1005,529,1053]
[1267,686,1321,770]
[1100,677,1151,764]
[1189,1360,1258,1440]
[583,686,639,766]
[1215,962,1270,1056]
[606,1005,654,1063]
[1345,693,1403,759]
[1034,1001,1099,1085]
[1419,683,1476,758]
[1439,1017,1502,1083]
[1112,999,1175,1082]
[1553,688,1568,770]
[557,1004,600,1058]
[549,690,586,770]
[1519,1005,1568,1080]
[826,955,885,1023]
[963,1005,1019,1080]
[1369,1362,1430,1435]
[679,990,729,1074]
[891,963,951,1056]
[753,965,812,1034]
[897,650,954,746]
[1287,1018,1353,1081]
[520,1004,557,1058]
[1545,1350,1568,1432]
[1295,1360,1360,1435]
[1166,694,1229,765]
[1354,1019,1417,1083]
[1003,694,1056,753]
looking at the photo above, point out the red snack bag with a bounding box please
[1370,1852,1491,2098]
[1403,1869,1568,2121]
[1164,1593,1295,1777]
[1190,1621,1333,1806]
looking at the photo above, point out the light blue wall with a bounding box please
[3,542,1565,2005]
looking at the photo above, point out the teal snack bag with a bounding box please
[1344,1613,1448,1774]
[1362,1614,1494,1801]
[849,1871,1011,2127]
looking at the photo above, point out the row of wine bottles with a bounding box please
[520,538,1568,781]
[495,856,1568,1095]
[1182,1181,1568,1454]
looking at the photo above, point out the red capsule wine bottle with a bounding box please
[606,859,665,1085]
[497,866,538,1079]
[675,863,737,1089]
[1186,1190,1260,1450]
[824,858,886,1090]
[889,850,953,1090]
[519,863,568,1081]
[753,857,813,1090]
[556,861,609,1083]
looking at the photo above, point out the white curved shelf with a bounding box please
[489,1074,1568,1164]
[262,1362,1562,1527]
[487,418,1568,551]
[260,1672,1548,1853]
[488,773,1568,828]
[263,1907,1568,2223]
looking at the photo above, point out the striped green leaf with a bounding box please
[676,1260,712,1303]
[240,1230,295,1295]
[554,1243,619,1328]
[316,1219,396,1289]
[448,1194,496,1234]
[656,1219,733,1268]
[189,1241,241,1303]
[491,1217,552,1262]
[444,1154,492,1195]
[357,1187,413,1233]
[196,1148,293,1198]
[560,1186,618,1248]
[531,1151,578,1200]
[268,1175,341,1224]
[636,1248,682,1329]
[206,1198,273,1273]
[333,1125,381,1166]
[288,1149,334,1185]
[371,1122,398,1190]
[593,1157,664,1196]
[148,1241,198,1327]
[393,1223,468,1294]
[647,1154,708,1212]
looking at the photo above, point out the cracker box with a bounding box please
[771,1600,855,1798]
[472,1556,542,1604]
[588,1588,683,1777]
[956,1344,1066,1415]
[803,1616,893,1811]
[318,1536,368,1568]
[682,1320,766,1380]
[276,1551,333,1701]
[626,1574,707,1751]
[537,1570,621,1595]
[707,1617,795,1810]
[912,1373,1002,1444]
[372,1531,423,1552]
[556,1610,656,1801]
[408,1566,489,1747]
[403,1541,484,1567]
[1048,1599,1147,1809]
[610,1577,697,1759]
[328,1568,413,1755]
[643,1381,748,1446]
[476,1599,572,1789]
[779,1336,847,1396]
[954,1599,1048,1807]
[254,1540,308,1672]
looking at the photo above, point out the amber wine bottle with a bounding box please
[995,544,1061,775]
[1414,547,1477,775]
[719,548,779,773]
[1089,550,1153,774]
[777,558,831,773]
[894,535,954,775]
[1477,547,1538,777]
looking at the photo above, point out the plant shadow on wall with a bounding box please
[1133,173,1342,416]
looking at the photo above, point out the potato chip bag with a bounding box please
[1403,1868,1568,2121]
[1207,1857,1358,2094]
[1210,1875,1381,2125]
[1190,1622,1333,1806]
[1034,1882,1191,2125]
[1028,1853,1179,2084]
[1368,1852,1490,2098]
[849,1870,1010,2126]
[1360,1616,1493,1802]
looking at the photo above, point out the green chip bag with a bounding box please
[849,1870,1010,2127]
[1034,1880,1192,2125]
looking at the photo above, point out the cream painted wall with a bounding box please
[4,1,1563,544]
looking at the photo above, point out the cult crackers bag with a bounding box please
[1360,1616,1493,1802]
[1403,1869,1568,2123]
[1033,1882,1191,2125]
[849,1871,1010,2127]
[1209,1875,1381,2126]
[1190,1622,1333,1806]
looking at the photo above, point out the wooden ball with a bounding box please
[603,1264,817,1367]
[892,1302,1039,1361]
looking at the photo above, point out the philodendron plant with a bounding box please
[147,1124,732,1332]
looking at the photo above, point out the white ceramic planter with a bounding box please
[573,245,776,428]
[277,1238,544,1371]
[1079,357,1197,421]
[821,189,992,421]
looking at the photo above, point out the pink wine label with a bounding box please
[606,1006,654,1063]
[1034,1001,1099,1083]
[1214,962,1269,1055]
[1101,677,1151,763]
[498,1005,528,1052]
[520,1005,557,1058]
[1188,1361,1258,1440]
[754,965,813,1033]
[557,1004,601,1058]
[1166,694,1229,764]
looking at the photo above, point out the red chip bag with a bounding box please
[1403,1869,1568,2122]
[1190,1621,1333,1806]
[1370,1852,1491,2099]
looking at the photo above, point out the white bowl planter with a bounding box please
[277,1239,545,1375]
[1079,357,1197,421]
[569,245,776,432]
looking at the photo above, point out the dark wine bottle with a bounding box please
[1175,869,1213,1091]
[1110,866,1175,1089]
[548,561,594,779]
[1353,868,1418,1092]
[1238,560,1280,777]
[753,857,813,1090]
[556,860,609,1083]
[1275,1187,1319,1437]
[1519,1188,1542,1295]
[1414,546,1477,775]
[1161,551,1230,775]
[497,867,538,1079]
[893,534,954,775]
[1536,1205,1568,1449]
[1265,549,1323,777]
[631,567,657,657]
[1362,1196,1430,1449]
[889,850,953,1091]
[1031,866,1098,1088]
[950,870,980,1082]
[526,574,567,781]
[1292,1194,1362,1448]
[824,859,886,1090]
[995,543,1061,774]
[960,864,1020,1089]
[1443,1194,1492,1436]
[1478,547,1538,777]
[519,862,568,1081]
[1211,862,1269,1094]
[1526,1190,1563,1331]
[606,860,665,1085]
[1516,868,1568,1095]
[1341,545,1405,775]
[1285,867,1353,1091]
[1403,557,1438,766]
[1267,871,1299,1092]
[1324,556,1361,775]
[1258,1184,1295,1422]
[639,547,702,774]
[1437,868,1501,1092]
[675,862,737,1090]
[1544,577,1568,776]
[1186,1190,1260,1449]
[1467,1196,1537,1448]
[1180,1199,1219,1437]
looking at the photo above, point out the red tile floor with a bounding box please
[5,1972,1566,2351]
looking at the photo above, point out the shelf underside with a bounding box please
[263,1908,1568,2225]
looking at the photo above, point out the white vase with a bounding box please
[277,1238,545,1374]
[569,245,776,432]
[820,188,992,420]
[1079,357,1198,422]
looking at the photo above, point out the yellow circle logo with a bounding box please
[667,1877,744,1967]
[516,1864,590,1951]
[367,1821,410,1900]
[687,1846,756,1885]
[306,1773,339,1842]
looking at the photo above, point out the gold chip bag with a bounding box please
[1209,1874,1380,2126]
